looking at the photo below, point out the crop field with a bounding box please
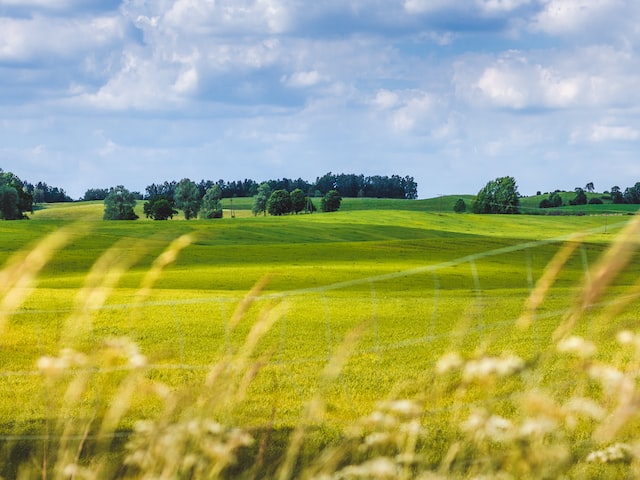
[2,198,640,478]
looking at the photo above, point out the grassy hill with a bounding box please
[2,197,640,477]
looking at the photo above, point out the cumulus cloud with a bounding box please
[456,46,640,111]
[0,15,125,62]
[590,124,640,142]
[531,0,637,40]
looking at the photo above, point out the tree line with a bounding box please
[84,172,417,202]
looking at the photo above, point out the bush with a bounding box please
[453,198,466,213]
[321,190,342,212]
[589,197,603,205]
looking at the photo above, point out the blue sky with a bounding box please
[1,0,639,199]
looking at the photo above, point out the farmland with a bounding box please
[1,198,640,478]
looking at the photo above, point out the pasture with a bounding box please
[1,198,640,478]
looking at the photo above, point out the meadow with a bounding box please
[2,197,640,478]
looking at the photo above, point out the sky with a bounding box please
[1,0,639,200]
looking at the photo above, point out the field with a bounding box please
[2,198,640,478]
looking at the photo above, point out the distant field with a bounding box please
[3,198,640,477]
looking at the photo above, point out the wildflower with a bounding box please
[435,352,463,375]
[462,354,524,382]
[586,443,633,464]
[337,457,398,479]
[616,330,635,346]
[563,397,605,422]
[588,364,626,392]
[381,399,422,418]
[518,416,557,438]
[556,335,596,358]
[461,409,514,442]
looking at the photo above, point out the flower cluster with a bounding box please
[36,348,87,376]
[586,443,633,464]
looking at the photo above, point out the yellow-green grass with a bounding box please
[3,200,640,477]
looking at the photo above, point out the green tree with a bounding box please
[321,189,342,212]
[252,182,271,216]
[0,169,32,219]
[103,185,139,220]
[267,189,292,216]
[585,182,595,193]
[610,186,624,204]
[0,185,21,220]
[201,185,223,219]
[453,198,466,213]
[290,188,306,214]
[549,191,563,207]
[570,187,587,206]
[144,195,177,220]
[175,178,201,220]
[471,176,520,214]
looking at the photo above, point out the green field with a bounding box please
[2,198,640,478]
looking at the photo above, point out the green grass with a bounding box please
[3,199,640,477]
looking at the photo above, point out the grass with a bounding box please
[2,198,640,477]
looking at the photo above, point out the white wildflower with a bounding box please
[435,352,464,375]
[382,399,421,418]
[462,354,524,382]
[364,432,391,447]
[588,364,626,391]
[461,410,513,442]
[586,443,632,464]
[563,397,605,422]
[339,457,397,478]
[616,330,635,346]
[518,416,557,438]
[557,335,597,358]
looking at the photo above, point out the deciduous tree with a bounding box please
[103,186,139,220]
[321,189,342,212]
[472,176,520,214]
[175,178,201,220]
[201,185,223,219]
[267,189,291,216]
[252,182,271,216]
[290,188,306,214]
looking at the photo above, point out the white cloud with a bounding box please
[532,0,629,36]
[590,123,640,142]
[372,90,400,109]
[458,47,640,111]
[0,15,125,61]
[476,0,532,13]
[283,70,323,87]
[403,0,452,14]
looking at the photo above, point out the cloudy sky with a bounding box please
[1,0,639,199]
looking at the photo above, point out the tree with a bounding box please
[83,188,109,201]
[290,188,306,214]
[623,182,640,204]
[267,189,292,216]
[471,176,520,214]
[321,189,342,212]
[610,186,624,204]
[0,185,21,220]
[201,185,223,219]
[0,169,32,219]
[175,178,201,220]
[453,198,466,213]
[549,191,563,207]
[585,182,595,193]
[103,186,139,220]
[144,195,177,220]
[252,182,271,216]
[570,187,587,206]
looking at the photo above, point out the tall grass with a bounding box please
[2,214,640,478]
